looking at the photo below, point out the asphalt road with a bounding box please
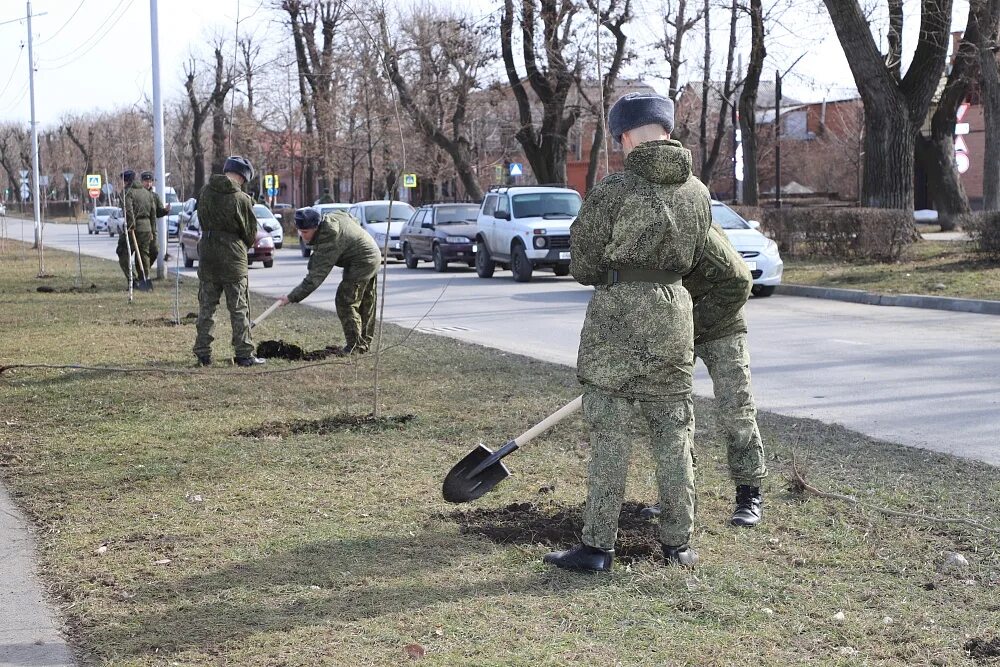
[6,218,1000,465]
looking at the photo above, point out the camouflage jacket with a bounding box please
[686,224,752,345]
[150,189,169,219]
[288,212,381,303]
[123,181,157,234]
[571,139,712,399]
[195,174,257,281]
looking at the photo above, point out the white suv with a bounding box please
[475,185,582,282]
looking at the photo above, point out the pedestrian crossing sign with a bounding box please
[509,163,523,177]
[86,174,101,189]
[264,174,274,189]
[403,173,417,188]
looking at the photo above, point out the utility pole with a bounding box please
[150,0,166,278]
[774,69,782,210]
[26,1,42,270]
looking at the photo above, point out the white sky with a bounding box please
[0,0,970,127]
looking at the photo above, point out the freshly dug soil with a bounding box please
[36,283,99,293]
[256,339,343,361]
[966,636,1000,663]
[237,413,416,438]
[128,313,197,327]
[448,500,662,564]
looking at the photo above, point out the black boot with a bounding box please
[638,504,661,520]
[731,485,763,528]
[195,355,212,367]
[234,355,266,367]
[335,343,356,357]
[662,543,699,567]
[543,543,614,572]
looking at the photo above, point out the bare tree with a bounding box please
[184,47,235,194]
[699,0,739,183]
[738,0,765,205]
[500,0,585,185]
[824,0,954,213]
[975,0,1000,210]
[661,0,703,102]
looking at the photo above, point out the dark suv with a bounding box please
[400,203,480,272]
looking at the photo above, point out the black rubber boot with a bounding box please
[731,485,763,528]
[638,504,661,520]
[543,543,614,572]
[234,355,266,367]
[661,543,699,567]
[196,355,212,367]
[335,343,356,357]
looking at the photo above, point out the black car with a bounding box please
[401,203,480,272]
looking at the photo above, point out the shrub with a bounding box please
[957,211,1000,258]
[759,207,913,262]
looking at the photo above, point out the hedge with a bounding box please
[956,211,1000,258]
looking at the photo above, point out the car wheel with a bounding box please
[275,242,282,250]
[88,228,93,235]
[752,285,776,297]
[182,245,194,268]
[432,244,448,272]
[511,243,533,283]
[263,259,274,268]
[553,265,570,277]
[109,230,115,237]
[475,239,495,278]
[403,243,419,269]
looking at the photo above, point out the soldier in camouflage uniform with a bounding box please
[276,208,381,354]
[543,92,712,573]
[639,224,768,527]
[116,169,157,290]
[192,156,265,367]
[141,171,170,262]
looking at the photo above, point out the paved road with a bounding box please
[6,219,1000,466]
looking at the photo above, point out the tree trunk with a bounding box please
[738,0,764,205]
[915,134,969,227]
[861,100,914,209]
[701,0,738,182]
[978,0,1000,210]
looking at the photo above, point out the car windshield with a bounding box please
[435,205,480,224]
[96,207,118,216]
[711,204,750,230]
[253,205,275,219]
[511,193,581,219]
[317,205,350,215]
[365,203,414,222]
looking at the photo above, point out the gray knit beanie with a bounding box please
[608,92,675,143]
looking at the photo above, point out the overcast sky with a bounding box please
[0,0,969,128]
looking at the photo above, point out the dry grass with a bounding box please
[1,242,999,666]
[784,240,1000,301]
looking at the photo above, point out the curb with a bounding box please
[775,284,1000,316]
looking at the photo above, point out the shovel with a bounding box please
[251,300,283,328]
[442,395,582,503]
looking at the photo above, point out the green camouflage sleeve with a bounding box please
[238,194,257,248]
[123,190,136,230]
[153,193,168,218]
[570,179,618,286]
[148,193,159,240]
[689,224,752,342]
[288,236,341,303]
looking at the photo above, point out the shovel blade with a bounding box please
[442,443,511,503]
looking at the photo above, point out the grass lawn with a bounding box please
[2,243,999,666]
[783,241,1000,301]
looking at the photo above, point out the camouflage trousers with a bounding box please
[335,274,377,352]
[193,276,254,359]
[581,388,697,549]
[696,332,767,486]
[116,229,154,282]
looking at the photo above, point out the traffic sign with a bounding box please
[509,163,523,177]
[402,173,417,188]
[86,174,101,189]
[956,152,971,174]
[274,174,279,188]
[88,188,100,199]
[264,174,274,189]
[267,188,277,196]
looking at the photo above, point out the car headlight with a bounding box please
[533,236,547,249]
[445,236,470,244]
[259,237,274,248]
[763,239,779,256]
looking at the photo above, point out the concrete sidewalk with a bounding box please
[0,484,75,666]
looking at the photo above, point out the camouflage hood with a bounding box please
[207,173,241,195]
[624,139,692,185]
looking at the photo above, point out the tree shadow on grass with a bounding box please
[91,532,610,661]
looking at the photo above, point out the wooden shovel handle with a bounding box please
[251,300,282,328]
[514,395,583,447]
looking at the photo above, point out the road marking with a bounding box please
[417,325,472,334]
[830,339,870,346]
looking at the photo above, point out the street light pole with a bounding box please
[150,0,166,278]
[26,0,42,270]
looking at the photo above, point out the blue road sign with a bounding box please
[509,162,523,177]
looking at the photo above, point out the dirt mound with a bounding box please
[36,283,99,294]
[237,413,416,438]
[128,313,197,327]
[966,637,1000,663]
[256,339,343,361]
[447,500,662,564]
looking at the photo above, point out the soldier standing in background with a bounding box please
[141,171,170,262]
[192,156,265,367]
[543,92,712,572]
[275,208,381,355]
[117,169,157,291]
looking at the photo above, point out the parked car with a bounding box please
[0,202,6,217]
[89,206,120,235]
[166,202,184,238]
[179,212,275,269]
[401,203,479,272]
[253,204,284,249]
[474,185,581,282]
[348,200,415,261]
[108,209,126,237]
[299,203,353,257]
[711,200,783,297]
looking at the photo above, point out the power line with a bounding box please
[0,43,24,98]
[0,80,29,114]
[38,0,87,46]
[39,0,129,68]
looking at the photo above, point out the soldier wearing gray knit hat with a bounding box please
[608,92,675,143]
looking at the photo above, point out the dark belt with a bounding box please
[202,230,240,240]
[607,268,682,285]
